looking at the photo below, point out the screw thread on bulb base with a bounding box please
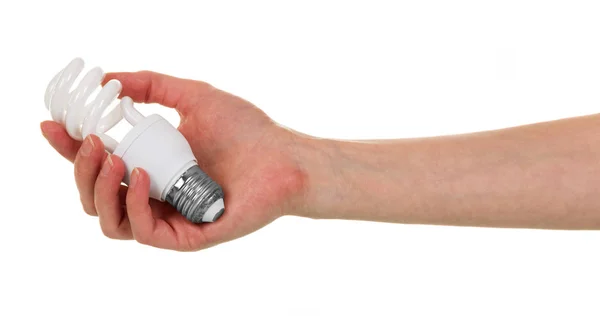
[165,165,224,223]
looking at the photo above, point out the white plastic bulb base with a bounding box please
[114,113,225,223]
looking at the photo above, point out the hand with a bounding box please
[41,71,307,251]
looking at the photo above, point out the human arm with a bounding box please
[293,112,600,229]
[40,70,600,253]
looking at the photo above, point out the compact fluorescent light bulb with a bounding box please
[44,58,225,223]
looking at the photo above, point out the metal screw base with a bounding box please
[165,165,224,223]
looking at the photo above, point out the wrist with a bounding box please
[285,130,413,222]
[280,129,340,218]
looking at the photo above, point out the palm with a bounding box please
[156,88,304,250]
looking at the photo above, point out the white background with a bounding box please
[1,1,600,333]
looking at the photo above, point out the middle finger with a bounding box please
[74,135,106,216]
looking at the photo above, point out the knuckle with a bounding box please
[134,232,152,245]
[73,160,85,178]
[73,160,95,181]
[180,232,207,252]
[99,217,123,240]
[100,226,119,239]
[137,70,154,77]
[81,200,97,216]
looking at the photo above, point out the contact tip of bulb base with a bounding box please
[165,165,225,223]
[203,198,225,222]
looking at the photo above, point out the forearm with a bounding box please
[294,113,600,229]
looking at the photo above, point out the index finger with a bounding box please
[103,71,214,114]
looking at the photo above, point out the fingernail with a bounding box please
[40,124,48,139]
[81,136,94,156]
[130,168,139,188]
[101,155,113,176]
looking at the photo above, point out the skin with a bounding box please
[41,71,600,251]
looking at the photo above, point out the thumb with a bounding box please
[103,71,214,114]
